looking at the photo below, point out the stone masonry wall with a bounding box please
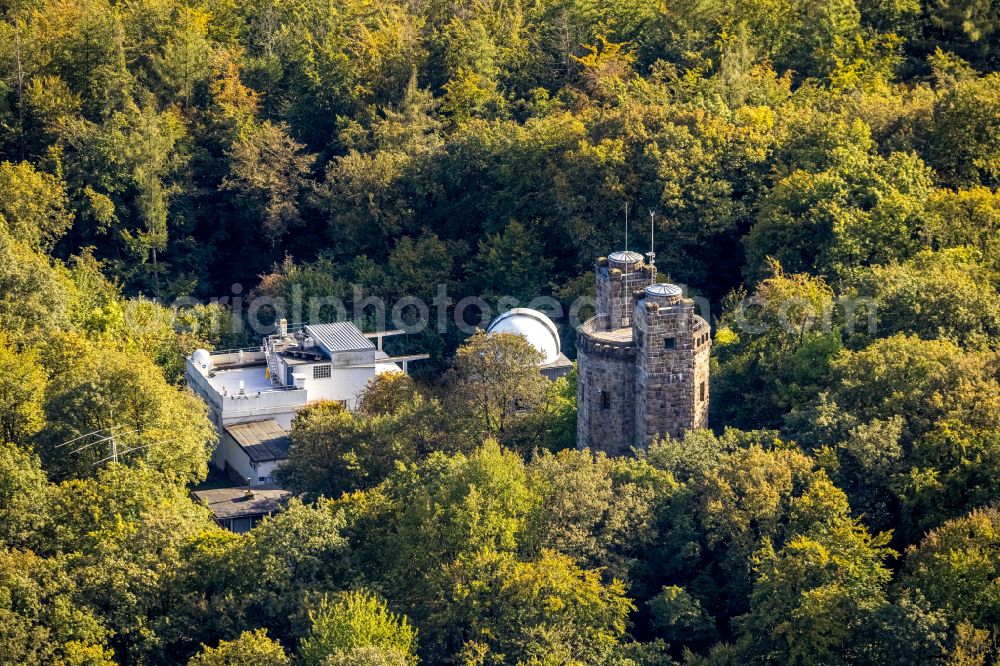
[595,258,656,330]
[578,252,711,456]
[692,317,711,430]
[633,296,711,445]
[576,335,636,456]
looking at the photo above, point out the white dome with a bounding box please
[487,308,561,365]
[192,349,214,373]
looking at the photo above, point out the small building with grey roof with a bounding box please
[213,419,292,486]
[191,486,291,533]
[186,319,428,487]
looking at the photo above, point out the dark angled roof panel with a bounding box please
[224,419,291,463]
[305,322,375,355]
[191,487,290,520]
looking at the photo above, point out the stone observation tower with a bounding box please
[576,250,711,455]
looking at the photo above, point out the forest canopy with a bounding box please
[0,0,999,663]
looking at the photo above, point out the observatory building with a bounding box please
[486,308,573,379]
[576,250,710,455]
[186,320,427,486]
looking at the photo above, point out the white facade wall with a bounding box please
[211,431,285,486]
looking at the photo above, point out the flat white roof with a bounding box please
[206,365,276,396]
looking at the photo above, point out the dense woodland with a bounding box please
[1,0,1000,663]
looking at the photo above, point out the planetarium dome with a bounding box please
[486,308,562,365]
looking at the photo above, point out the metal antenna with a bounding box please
[91,435,185,467]
[67,429,140,456]
[93,442,155,466]
[69,432,121,455]
[56,426,119,449]
[624,202,629,253]
[647,210,656,267]
[109,407,117,464]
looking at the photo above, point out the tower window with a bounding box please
[664,337,676,350]
[700,381,706,402]
[601,391,610,409]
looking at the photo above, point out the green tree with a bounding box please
[278,376,468,499]
[856,0,921,32]
[923,187,1000,272]
[38,339,216,482]
[299,590,417,666]
[435,548,632,665]
[924,73,1000,187]
[235,499,350,642]
[0,226,75,339]
[358,372,420,416]
[70,278,235,384]
[152,7,214,109]
[387,231,456,302]
[319,646,413,665]
[188,629,290,666]
[895,420,1000,537]
[502,369,578,455]
[736,518,894,664]
[277,401,379,499]
[522,447,676,580]
[473,220,552,302]
[60,101,187,292]
[345,441,536,644]
[0,160,73,251]
[924,0,1000,68]
[14,0,133,120]
[843,249,1000,348]
[0,337,46,444]
[788,335,1000,538]
[691,446,845,615]
[46,464,219,661]
[449,331,548,439]
[0,549,114,666]
[0,442,50,550]
[745,137,933,279]
[824,335,1000,442]
[222,121,315,245]
[712,262,841,429]
[647,585,719,649]
[903,506,1000,631]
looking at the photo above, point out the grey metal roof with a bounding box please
[191,487,290,520]
[645,283,682,298]
[224,419,291,463]
[305,322,375,355]
[608,250,644,264]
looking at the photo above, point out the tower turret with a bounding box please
[577,249,710,455]
[595,251,655,330]
[633,284,711,444]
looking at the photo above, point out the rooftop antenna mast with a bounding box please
[109,407,117,463]
[647,210,656,267]
[624,202,629,254]
[93,436,183,467]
